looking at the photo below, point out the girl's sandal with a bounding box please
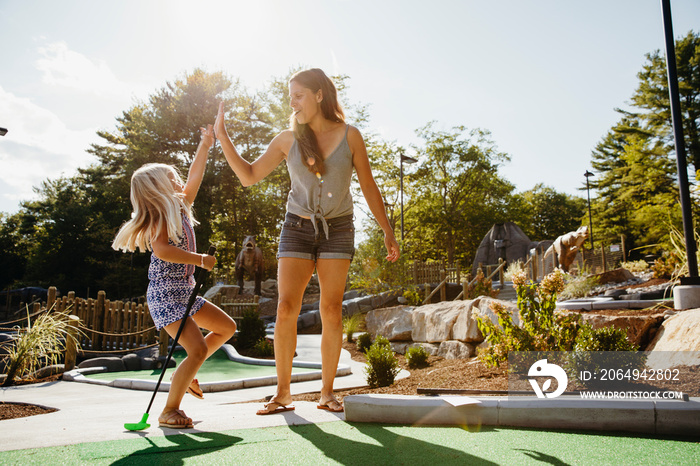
[158,409,194,429]
[187,379,204,399]
[170,374,204,399]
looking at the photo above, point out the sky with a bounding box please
[0,0,699,215]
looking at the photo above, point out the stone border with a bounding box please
[62,344,351,393]
[556,298,673,311]
[344,394,700,437]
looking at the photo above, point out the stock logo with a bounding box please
[528,359,568,398]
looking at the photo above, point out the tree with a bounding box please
[630,31,700,170]
[515,184,587,241]
[404,123,516,266]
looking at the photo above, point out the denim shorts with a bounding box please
[277,212,355,261]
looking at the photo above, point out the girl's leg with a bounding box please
[160,316,209,426]
[267,257,315,407]
[315,258,352,409]
[191,301,237,359]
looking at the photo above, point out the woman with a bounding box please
[215,68,399,414]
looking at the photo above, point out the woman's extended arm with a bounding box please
[182,124,214,205]
[214,102,289,186]
[349,126,400,263]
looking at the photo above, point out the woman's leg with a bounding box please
[268,257,315,407]
[315,258,351,409]
[160,316,208,426]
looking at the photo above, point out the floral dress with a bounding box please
[146,213,206,330]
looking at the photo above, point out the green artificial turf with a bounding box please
[82,350,311,383]
[2,423,698,465]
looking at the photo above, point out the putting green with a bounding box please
[83,350,310,383]
[1,423,697,465]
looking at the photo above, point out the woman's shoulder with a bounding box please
[272,130,296,155]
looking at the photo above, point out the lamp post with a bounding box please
[584,170,595,250]
[399,152,418,243]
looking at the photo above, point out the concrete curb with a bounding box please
[62,343,352,393]
[344,394,700,436]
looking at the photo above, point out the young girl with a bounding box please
[112,124,236,428]
[215,68,399,415]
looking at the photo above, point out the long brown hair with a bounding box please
[289,68,345,175]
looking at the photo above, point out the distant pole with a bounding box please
[584,170,595,250]
[399,152,418,243]
[661,0,698,279]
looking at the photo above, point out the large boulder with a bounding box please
[411,301,469,343]
[437,340,475,359]
[365,305,415,341]
[645,309,700,369]
[78,357,126,372]
[452,297,521,343]
[593,268,635,285]
[203,284,240,300]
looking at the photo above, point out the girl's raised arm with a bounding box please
[183,124,215,205]
[214,102,289,186]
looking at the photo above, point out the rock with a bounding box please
[437,340,475,359]
[416,342,440,356]
[645,309,700,369]
[156,356,177,369]
[203,284,240,300]
[121,353,141,371]
[561,311,665,348]
[140,357,158,370]
[593,268,635,285]
[297,310,320,330]
[30,364,65,379]
[604,289,626,299]
[78,357,126,372]
[411,301,467,343]
[366,306,415,341]
[390,341,418,354]
[453,297,521,343]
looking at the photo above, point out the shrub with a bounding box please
[504,260,526,282]
[356,332,372,353]
[342,314,363,343]
[2,307,82,386]
[651,252,681,279]
[251,338,274,358]
[574,325,637,352]
[559,274,599,300]
[405,345,429,369]
[476,269,580,368]
[620,260,649,274]
[364,336,399,388]
[402,286,423,306]
[235,309,267,350]
[466,267,500,299]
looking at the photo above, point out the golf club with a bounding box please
[124,245,216,431]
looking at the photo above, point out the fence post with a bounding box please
[440,269,446,302]
[159,328,169,357]
[47,287,57,310]
[498,258,504,289]
[601,245,607,272]
[64,315,81,371]
[424,283,430,303]
[94,291,106,351]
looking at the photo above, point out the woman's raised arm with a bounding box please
[214,102,289,186]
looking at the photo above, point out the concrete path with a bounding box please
[0,335,376,451]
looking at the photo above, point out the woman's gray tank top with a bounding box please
[286,124,354,238]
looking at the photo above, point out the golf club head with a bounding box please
[124,413,150,431]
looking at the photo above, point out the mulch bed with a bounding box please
[0,402,56,421]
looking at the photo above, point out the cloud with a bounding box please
[35,41,132,99]
[0,85,97,213]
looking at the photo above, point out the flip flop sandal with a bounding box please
[159,409,194,429]
[317,399,344,413]
[256,401,295,416]
[187,379,204,399]
[170,375,204,399]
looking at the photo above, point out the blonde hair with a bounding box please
[112,163,197,252]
